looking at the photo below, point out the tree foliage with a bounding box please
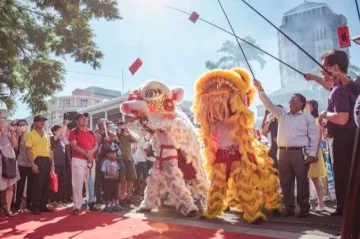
[0,0,121,114]
[205,36,266,71]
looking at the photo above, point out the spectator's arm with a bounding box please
[90,134,99,154]
[49,143,55,171]
[68,131,87,156]
[25,133,34,164]
[262,121,271,136]
[258,92,284,118]
[326,112,349,125]
[69,140,87,155]
[307,116,319,157]
[9,130,17,149]
[304,73,332,91]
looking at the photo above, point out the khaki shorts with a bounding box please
[121,159,137,181]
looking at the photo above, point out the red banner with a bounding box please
[129,58,143,75]
[189,11,199,23]
[337,26,351,48]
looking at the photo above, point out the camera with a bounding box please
[64,111,78,130]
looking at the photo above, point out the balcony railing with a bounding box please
[50,103,92,110]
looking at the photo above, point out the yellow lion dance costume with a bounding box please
[192,68,281,223]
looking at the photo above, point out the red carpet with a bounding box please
[0,209,276,239]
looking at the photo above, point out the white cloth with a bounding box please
[259,92,319,157]
[133,138,148,163]
[71,157,90,209]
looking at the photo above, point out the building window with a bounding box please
[321,7,325,16]
[320,29,323,39]
[80,99,88,107]
[63,99,70,108]
[322,45,326,51]
[318,46,321,52]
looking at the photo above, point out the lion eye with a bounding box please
[146,89,161,98]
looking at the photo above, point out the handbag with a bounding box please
[0,149,17,179]
[49,171,58,193]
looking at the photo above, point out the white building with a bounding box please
[256,1,349,126]
[25,87,120,131]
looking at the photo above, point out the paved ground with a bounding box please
[113,197,341,239]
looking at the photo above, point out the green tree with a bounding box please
[205,37,266,71]
[0,0,121,114]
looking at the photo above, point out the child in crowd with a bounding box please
[101,143,122,213]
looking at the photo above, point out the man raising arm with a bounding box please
[253,79,318,218]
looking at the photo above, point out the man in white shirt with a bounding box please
[254,79,318,218]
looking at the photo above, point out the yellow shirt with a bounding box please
[25,130,50,160]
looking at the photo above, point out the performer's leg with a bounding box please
[139,163,164,211]
[231,160,266,223]
[204,163,228,219]
[164,161,198,216]
[186,179,205,212]
[226,176,242,211]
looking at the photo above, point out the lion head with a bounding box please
[192,67,255,124]
[120,80,185,128]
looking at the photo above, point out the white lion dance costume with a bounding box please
[120,80,208,216]
[192,68,280,223]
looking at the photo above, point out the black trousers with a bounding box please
[64,157,72,201]
[103,179,118,201]
[32,157,51,210]
[15,166,33,210]
[328,127,356,212]
[278,149,310,212]
[95,160,104,204]
[50,165,65,202]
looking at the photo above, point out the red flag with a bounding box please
[337,26,351,48]
[189,11,199,23]
[129,58,143,75]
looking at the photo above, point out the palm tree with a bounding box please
[205,36,266,71]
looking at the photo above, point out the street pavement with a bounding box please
[115,197,341,239]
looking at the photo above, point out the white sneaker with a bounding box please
[315,205,326,212]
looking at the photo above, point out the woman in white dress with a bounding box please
[0,118,20,216]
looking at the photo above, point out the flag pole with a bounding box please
[217,0,255,79]
[122,68,124,94]
[239,0,331,76]
[162,5,303,75]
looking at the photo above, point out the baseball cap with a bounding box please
[97,118,111,125]
[118,120,125,126]
[103,143,118,155]
[33,115,47,122]
[75,113,89,120]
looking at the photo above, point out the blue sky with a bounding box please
[14,0,360,118]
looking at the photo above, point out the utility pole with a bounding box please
[122,68,124,94]
[356,0,360,23]
[121,68,125,122]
